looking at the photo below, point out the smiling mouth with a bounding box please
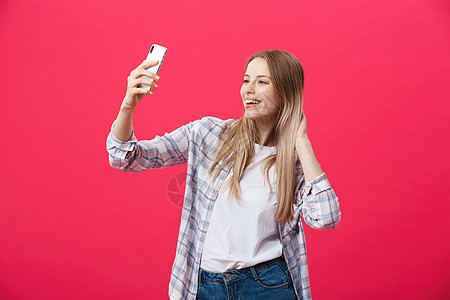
[245,99,261,105]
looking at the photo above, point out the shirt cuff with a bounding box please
[107,121,138,152]
[303,172,331,196]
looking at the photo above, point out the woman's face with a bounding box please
[240,57,281,122]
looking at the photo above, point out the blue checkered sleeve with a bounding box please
[295,172,341,230]
[106,120,194,172]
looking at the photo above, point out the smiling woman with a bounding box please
[107,49,341,300]
[241,58,281,135]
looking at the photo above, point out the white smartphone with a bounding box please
[139,44,167,91]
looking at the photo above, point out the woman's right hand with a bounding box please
[121,60,160,110]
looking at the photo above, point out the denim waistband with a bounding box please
[198,256,287,285]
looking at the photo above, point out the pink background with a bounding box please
[1,0,449,299]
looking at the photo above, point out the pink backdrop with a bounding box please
[1,0,449,299]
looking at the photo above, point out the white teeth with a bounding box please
[246,100,261,104]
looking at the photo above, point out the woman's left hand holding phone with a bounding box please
[121,60,160,110]
[113,60,160,141]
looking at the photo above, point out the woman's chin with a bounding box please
[244,111,267,121]
[243,110,259,119]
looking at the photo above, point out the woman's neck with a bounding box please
[254,118,277,147]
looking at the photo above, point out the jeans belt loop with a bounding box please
[198,268,203,286]
[250,267,259,281]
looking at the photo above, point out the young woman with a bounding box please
[107,50,341,300]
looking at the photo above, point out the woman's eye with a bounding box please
[243,79,268,84]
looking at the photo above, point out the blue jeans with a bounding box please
[196,256,299,300]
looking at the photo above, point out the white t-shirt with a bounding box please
[200,143,283,272]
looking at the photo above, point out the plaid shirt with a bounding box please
[107,116,341,300]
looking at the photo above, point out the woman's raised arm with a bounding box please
[113,60,160,141]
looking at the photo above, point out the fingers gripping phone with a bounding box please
[139,44,167,91]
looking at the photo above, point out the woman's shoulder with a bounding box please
[191,116,236,133]
[198,116,236,125]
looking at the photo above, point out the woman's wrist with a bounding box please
[120,101,136,114]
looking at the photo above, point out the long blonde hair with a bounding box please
[209,50,305,225]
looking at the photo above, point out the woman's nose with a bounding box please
[245,81,256,94]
